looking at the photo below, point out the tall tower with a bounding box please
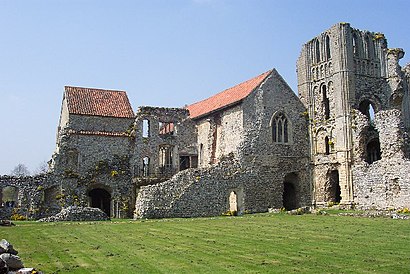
[297,23,407,206]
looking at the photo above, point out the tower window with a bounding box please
[315,39,321,63]
[353,33,359,57]
[322,85,330,119]
[326,35,331,59]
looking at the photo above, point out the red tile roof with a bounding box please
[186,70,272,119]
[65,86,134,118]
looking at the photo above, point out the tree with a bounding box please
[34,161,49,175]
[10,164,30,177]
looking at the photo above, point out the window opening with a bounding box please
[353,33,358,56]
[142,157,150,176]
[326,35,331,59]
[322,85,330,119]
[159,122,174,136]
[272,113,289,144]
[315,39,321,63]
[142,119,150,138]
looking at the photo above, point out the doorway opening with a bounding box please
[88,188,111,216]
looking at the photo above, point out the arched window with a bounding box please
[326,35,331,59]
[322,85,330,119]
[272,113,290,144]
[359,100,376,123]
[352,33,359,57]
[315,39,321,63]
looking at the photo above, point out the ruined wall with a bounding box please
[131,106,197,182]
[352,109,410,209]
[0,175,57,220]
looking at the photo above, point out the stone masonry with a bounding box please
[1,23,409,220]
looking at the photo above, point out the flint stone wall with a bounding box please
[0,175,57,220]
[352,109,410,209]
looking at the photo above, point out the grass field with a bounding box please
[1,212,409,273]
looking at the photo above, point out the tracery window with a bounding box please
[272,113,290,144]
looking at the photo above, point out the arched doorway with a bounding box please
[88,188,111,216]
[283,173,298,210]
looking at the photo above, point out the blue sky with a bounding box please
[1,0,410,175]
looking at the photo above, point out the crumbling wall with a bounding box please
[0,175,58,220]
[352,109,410,209]
[131,106,197,181]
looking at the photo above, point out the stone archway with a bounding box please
[88,188,111,216]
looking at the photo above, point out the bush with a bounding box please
[11,213,27,221]
[222,210,238,216]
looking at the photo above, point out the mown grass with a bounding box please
[1,213,410,273]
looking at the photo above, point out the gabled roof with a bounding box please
[65,86,134,118]
[186,70,272,119]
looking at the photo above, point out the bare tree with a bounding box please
[34,161,49,175]
[10,164,30,177]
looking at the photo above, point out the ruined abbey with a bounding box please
[1,23,409,219]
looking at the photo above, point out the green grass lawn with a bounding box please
[1,213,409,273]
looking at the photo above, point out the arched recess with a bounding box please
[88,186,112,216]
[283,173,299,210]
[270,111,292,144]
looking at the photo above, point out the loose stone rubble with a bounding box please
[0,239,42,274]
[37,206,109,222]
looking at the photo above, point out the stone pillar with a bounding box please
[375,109,405,159]
[386,48,405,108]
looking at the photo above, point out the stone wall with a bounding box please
[0,175,57,220]
[195,104,244,167]
[351,109,410,209]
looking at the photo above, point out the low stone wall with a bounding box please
[135,157,248,219]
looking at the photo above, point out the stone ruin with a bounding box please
[1,22,410,220]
